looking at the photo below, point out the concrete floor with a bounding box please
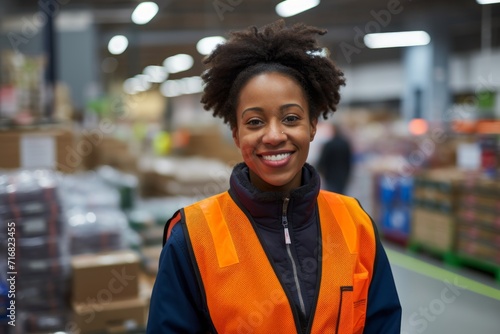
[386,243,500,334]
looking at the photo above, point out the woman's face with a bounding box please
[232,71,317,192]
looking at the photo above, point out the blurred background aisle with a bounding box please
[1,0,500,333]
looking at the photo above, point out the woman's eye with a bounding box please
[247,119,263,126]
[284,115,299,123]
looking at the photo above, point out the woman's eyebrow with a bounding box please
[280,103,305,113]
[241,107,264,117]
[241,103,305,117]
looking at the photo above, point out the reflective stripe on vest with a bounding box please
[183,190,375,334]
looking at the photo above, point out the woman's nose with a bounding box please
[262,125,286,144]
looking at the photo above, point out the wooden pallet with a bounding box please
[453,252,500,283]
[408,241,500,283]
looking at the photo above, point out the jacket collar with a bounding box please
[229,162,320,229]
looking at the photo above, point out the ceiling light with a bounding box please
[143,65,168,83]
[123,75,152,94]
[180,76,204,94]
[134,74,152,91]
[476,0,500,4]
[196,36,226,55]
[160,80,182,97]
[364,31,431,49]
[108,35,128,55]
[163,54,194,73]
[123,78,139,95]
[131,2,159,25]
[275,0,320,18]
[160,76,203,97]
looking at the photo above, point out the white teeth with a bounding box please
[262,153,291,161]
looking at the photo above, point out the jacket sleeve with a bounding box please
[146,215,211,333]
[363,227,402,334]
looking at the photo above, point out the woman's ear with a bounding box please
[232,127,240,148]
[310,118,318,142]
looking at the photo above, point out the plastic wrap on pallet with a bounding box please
[0,169,59,205]
[0,169,70,316]
[59,172,121,211]
[96,165,139,210]
[66,208,129,255]
[18,310,70,334]
[0,170,64,238]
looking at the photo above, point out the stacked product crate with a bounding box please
[410,168,464,256]
[456,177,500,279]
[0,170,70,333]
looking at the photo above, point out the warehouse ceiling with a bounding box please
[3,0,500,81]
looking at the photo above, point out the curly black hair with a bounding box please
[200,19,346,129]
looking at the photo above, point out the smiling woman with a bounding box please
[147,19,402,334]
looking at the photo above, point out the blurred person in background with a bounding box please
[147,20,401,334]
[317,123,353,194]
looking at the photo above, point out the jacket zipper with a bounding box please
[281,197,307,318]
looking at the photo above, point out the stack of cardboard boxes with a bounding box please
[410,168,465,253]
[456,178,500,267]
[70,250,148,333]
[0,126,76,173]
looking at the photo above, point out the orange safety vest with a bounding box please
[183,190,376,334]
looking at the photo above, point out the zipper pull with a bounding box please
[282,197,291,245]
[283,225,291,244]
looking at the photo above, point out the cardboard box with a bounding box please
[71,250,140,304]
[411,208,456,252]
[0,126,76,173]
[72,297,147,333]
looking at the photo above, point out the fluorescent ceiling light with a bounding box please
[163,54,194,73]
[196,36,226,55]
[476,0,500,4]
[160,76,203,97]
[180,76,203,94]
[134,74,152,91]
[275,0,320,18]
[143,65,168,83]
[364,31,431,49]
[160,80,182,97]
[123,78,139,95]
[108,35,128,55]
[131,2,159,25]
[123,75,151,94]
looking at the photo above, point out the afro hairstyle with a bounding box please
[200,19,346,129]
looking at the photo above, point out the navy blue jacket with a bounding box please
[147,163,401,333]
